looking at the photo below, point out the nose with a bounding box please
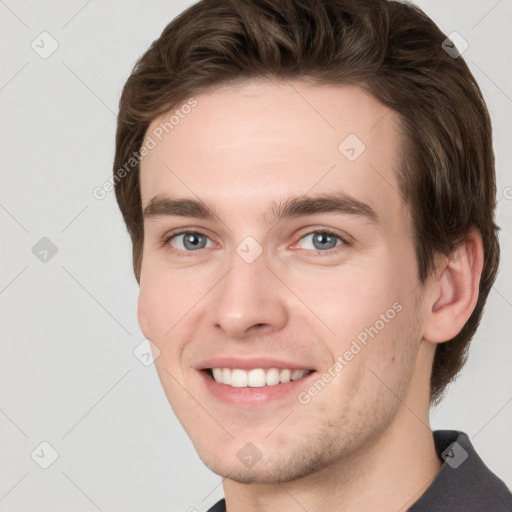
[210,252,289,339]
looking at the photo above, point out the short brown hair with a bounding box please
[113,0,500,405]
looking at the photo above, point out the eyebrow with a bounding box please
[142,192,379,225]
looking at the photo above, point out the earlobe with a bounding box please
[422,229,484,343]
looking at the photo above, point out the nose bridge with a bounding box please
[211,247,288,337]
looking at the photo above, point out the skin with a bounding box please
[137,80,483,511]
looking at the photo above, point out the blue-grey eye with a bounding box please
[170,233,212,251]
[298,231,343,251]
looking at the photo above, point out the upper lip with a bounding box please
[196,357,315,371]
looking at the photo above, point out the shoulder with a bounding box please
[206,498,226,512]
[409,430,512,511]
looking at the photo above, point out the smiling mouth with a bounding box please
[205,367,314,388]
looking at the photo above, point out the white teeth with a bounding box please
[291,369,305,381]
[230,369,247,387]
[222,368,231,385]
[265,368,280,386]
[247,369,266,387]
[209,367,310,387]
[279,369,291,383]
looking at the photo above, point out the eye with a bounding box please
[167,232,213,251]
[296,230,345,251]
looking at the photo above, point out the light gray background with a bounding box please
[0,1,511,511]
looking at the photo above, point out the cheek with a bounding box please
[138,262,205,338]
[318,302,420,434]
[138,262,220,382]
[297,264,418,386]
[289,264,403,343]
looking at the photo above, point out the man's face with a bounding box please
[138,81,432,483]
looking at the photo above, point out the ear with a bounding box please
[422,228,484,343]
[137,294,153,340]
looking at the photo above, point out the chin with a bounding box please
[195,443,337,484]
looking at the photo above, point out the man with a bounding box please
[113,0,512,510]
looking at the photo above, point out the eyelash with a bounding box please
[161,228,350,257]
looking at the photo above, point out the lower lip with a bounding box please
[199,370,316,407]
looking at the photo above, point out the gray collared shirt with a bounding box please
[409,430,512,511]
[206,430,512,511]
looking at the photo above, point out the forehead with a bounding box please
[139,80,406,225]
